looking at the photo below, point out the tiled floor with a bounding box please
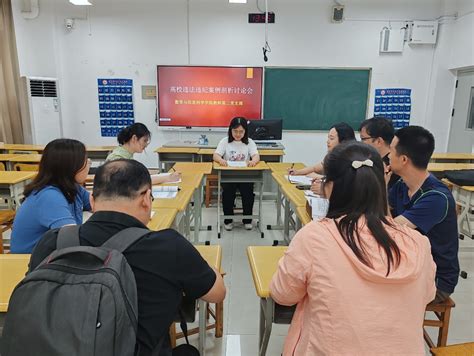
[181,202,474,356]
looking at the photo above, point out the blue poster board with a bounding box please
[374,88,411,129]
[98,78,134,137]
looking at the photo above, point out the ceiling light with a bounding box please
[69,0,92,5]
[229,0,247,3]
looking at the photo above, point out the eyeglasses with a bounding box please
[360,136,374,141]
[139,189,154,202]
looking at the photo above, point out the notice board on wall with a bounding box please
[98,78,135,137]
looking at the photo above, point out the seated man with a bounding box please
[388,126,459,302]
[359,116,400,190]
[30,159,226,355]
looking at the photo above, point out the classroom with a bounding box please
[0,0,473,355]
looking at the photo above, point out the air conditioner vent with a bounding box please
[30,80,57,97]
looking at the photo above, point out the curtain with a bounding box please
[0,0,24,143]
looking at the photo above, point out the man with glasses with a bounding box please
[359,116,400,190]
[29,159,226,355]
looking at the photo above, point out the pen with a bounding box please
[170,167,176,173]
[290,163,295,170]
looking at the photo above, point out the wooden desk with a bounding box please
[0,254,30,312]
[193,245,222,355]
[431,153,474,163]
[266,162,305,172]
[152,186,195,238]
[431,342,474,355]
[161,172,206,242]
[0,171,36,208]
[147,208,178,231]
[86,146,115,161]
[271,171,309,244]
[155,147,200,172]
[5,154,41,171]
[296,206,312,227]
[172,162,213,175]
[198,148,285,163]
[214,162,269,238]
[444,180,474,279]
[0,144,44,153]
[0,154,22,170]
[428,163,474,172]
[247,246,287,356]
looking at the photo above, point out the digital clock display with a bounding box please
[248,12,275,24]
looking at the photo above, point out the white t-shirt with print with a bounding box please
[215,137,258,161]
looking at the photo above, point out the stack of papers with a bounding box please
[306,196,329,221]
[285,175,313,185]
[151,173,182,183]
[227,161,247,168]
[152,186,179,199]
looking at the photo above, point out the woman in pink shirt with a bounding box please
[270,142,436,355]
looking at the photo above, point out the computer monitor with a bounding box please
[247,119,282,141]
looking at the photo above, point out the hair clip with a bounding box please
[352,159,373,169]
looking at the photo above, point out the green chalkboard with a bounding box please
[263,67,371,130]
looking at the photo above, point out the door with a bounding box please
[448,70,474,152]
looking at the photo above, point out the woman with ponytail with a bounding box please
[270,142,436,355]
[107,123,180,184]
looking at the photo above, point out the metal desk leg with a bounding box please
[198,299,206,355]
[259,298,274,356]
[193,188,200,243]
[258,180,264,232]
[217,171,222,238]
[283,198,290,244]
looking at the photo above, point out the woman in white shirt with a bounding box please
[213,117,260,231]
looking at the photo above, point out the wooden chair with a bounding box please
[424,297,456,348]
[431,342,474,355]
[205,174,218,208]
[0,254,30,312]
[0,210,15,254]
[14,163,39,171]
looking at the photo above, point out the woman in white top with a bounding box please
[213,117,260,231]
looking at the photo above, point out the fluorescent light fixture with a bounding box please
[69,0,92,5]
[229,0,247,3]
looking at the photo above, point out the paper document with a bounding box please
[152,186,179,199]
[285,175,313,185]
[304,191,320,198]
[151,173,182,183]
[153,186,179,192]
[152,191,178,199]
[227,161,247,168]
[306,196,329,221]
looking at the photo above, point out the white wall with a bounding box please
[13,0,466,167]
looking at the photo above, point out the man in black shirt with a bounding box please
[30,159,226,356]
[359,116,400,190]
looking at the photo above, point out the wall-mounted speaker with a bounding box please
[332,5,344,23]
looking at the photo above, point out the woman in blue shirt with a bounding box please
[11,139,92,253]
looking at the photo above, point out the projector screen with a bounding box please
[157,66,263,127]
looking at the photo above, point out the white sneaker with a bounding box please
[224,223,233,231]
[244,223,253,230]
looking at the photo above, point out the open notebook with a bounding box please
[285,175,313,185]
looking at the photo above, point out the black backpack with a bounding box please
[1,225,150,356]
[445,169,474,186]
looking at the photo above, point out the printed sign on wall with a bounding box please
[98,79,134,137]
[374,88,411,129]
